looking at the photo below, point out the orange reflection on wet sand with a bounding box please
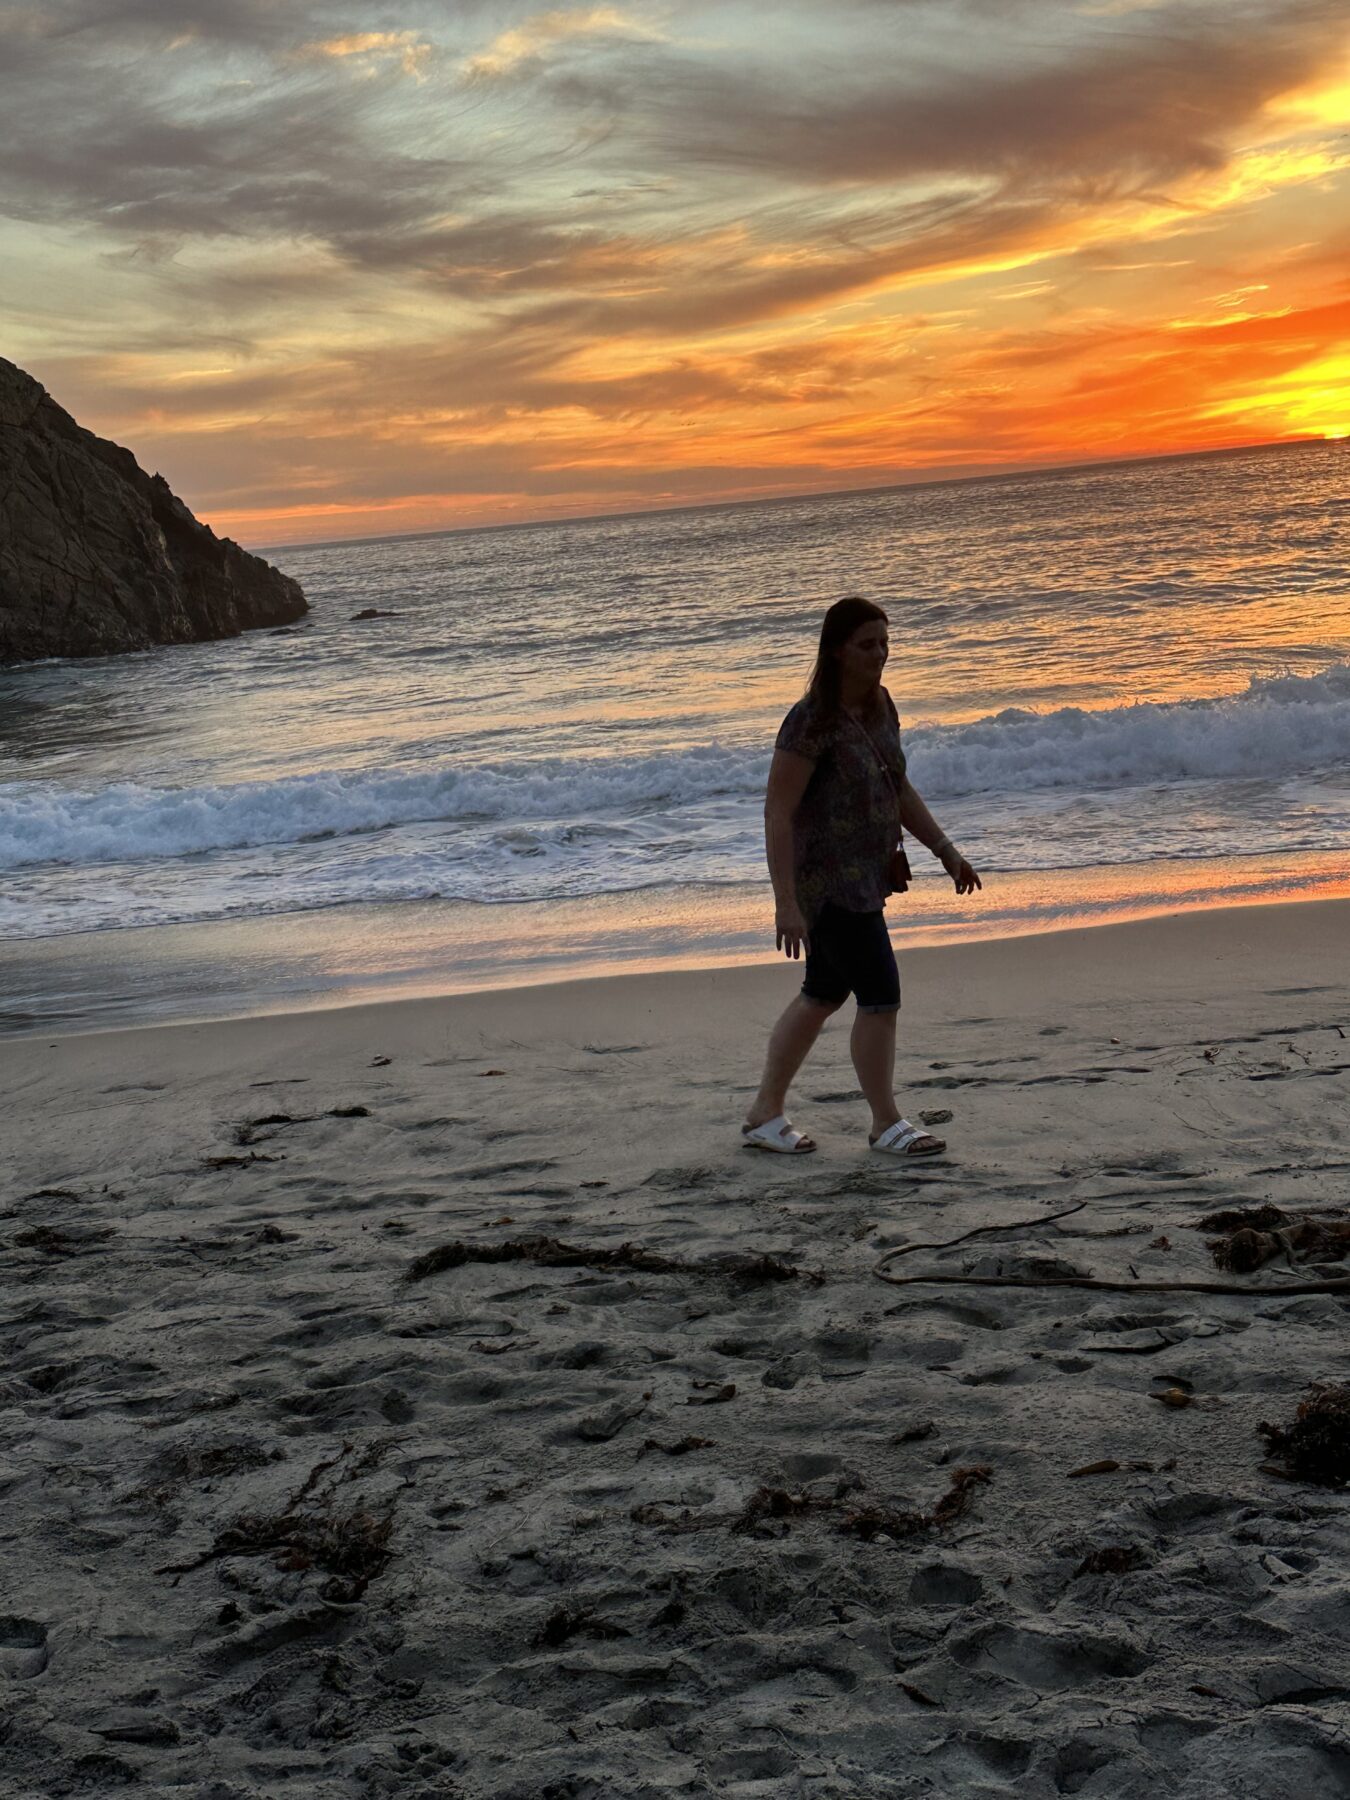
[9,850,1348,1038]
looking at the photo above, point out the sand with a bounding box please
[3,899,1349,1799]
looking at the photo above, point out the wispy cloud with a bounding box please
[463,7,663,80]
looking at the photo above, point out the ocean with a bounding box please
[3,439,1349,1032]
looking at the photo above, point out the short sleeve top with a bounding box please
[775,688,907,919]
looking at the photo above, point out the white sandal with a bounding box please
[741,1114,816,1155]
[870,1118,945,1158]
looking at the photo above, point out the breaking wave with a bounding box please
[4,665,1349,873]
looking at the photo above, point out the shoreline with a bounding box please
[5,886,1348,1795]
[6,852,1350,1040]
[6,891,1350,1059]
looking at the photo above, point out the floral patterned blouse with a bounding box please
[775,688,906,921]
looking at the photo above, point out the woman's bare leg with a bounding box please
[745,994,842,1136]
[850,1007,901,1138]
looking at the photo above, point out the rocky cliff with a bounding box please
[0,358,307,663]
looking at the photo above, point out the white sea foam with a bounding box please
[912,664,1350,796]
[0,748,767,871]
[3,666,1349,873]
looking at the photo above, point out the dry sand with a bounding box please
[3,899,1349,1799]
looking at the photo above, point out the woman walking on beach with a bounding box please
[742,596,981,1157]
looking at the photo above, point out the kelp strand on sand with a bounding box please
[1258,1384,1350,1490]
[873,1201,1350,1295]
[1197,1204,1350,1274]
[633,1465,991,1541]
[1193,1204,1291,1233]
[404,1235,822,1287]
[638,1436,715,1458]
[158,1440,401,1602]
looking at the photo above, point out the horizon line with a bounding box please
[253,433,1327,558]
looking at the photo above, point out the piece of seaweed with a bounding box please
[1258,1384,1350,1490]
[1209,1217,1350,1274]
[634,1465,991,1541]
[159,1440,401,1601]
[404,1235,820,1287]
[873,1200,1350,1295]
[1194,1204,1291,1234]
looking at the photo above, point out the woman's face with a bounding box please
[837,619,889,689]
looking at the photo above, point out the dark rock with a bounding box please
[0,357,307,662]
[351,607,400,620]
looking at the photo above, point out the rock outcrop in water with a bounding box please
[0,357,307,663]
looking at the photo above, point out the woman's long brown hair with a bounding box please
[805,595,889,721]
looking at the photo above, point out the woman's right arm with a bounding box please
[764,748,816,958]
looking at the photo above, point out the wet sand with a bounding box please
[4,899,1349,1798]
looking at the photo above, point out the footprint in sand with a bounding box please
[705,1745,797,1784]
[1050,1738,1118,1791]
[939,1735,1034,1780]
[955,1622,1152,1689]
[908,1564,986,1608]
[457,1158,558,1181]
[885,1299,1008,1333]
[779,1450,847,1482]
[0,1616,49,1678]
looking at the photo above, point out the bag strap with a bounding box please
[844,706,906,834]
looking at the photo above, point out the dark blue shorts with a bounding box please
[801,903,900,1013]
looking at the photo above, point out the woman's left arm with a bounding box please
[898,777,982,895]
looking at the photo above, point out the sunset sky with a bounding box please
[2,0,1348,544]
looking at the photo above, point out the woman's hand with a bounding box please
[775,902,811,959]
[939,844,982,896]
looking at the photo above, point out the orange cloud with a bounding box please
[463,8,661,80]
[298,31,432,80]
